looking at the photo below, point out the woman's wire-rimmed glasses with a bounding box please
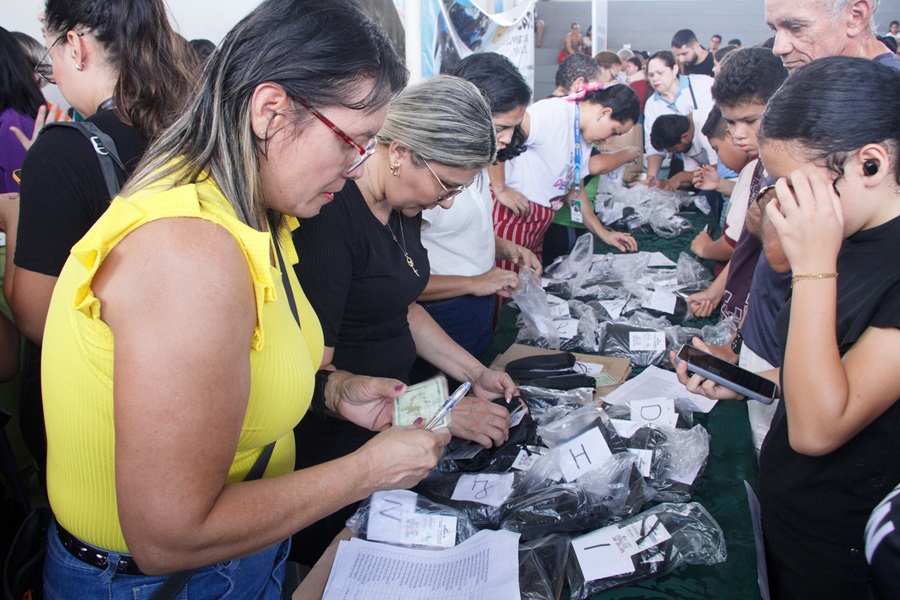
[34,34,65,85]
[424,160,471,202]
[34,32,83,85]
[298,99,376,173]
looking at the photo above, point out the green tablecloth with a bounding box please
[480,212,760,600]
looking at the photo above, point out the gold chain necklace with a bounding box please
[387,213,419,277]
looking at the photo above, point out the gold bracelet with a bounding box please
[791,272,838,287]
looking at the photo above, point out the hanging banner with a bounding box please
[421,0,535,92]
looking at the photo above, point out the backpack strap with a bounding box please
[41,121,127,199]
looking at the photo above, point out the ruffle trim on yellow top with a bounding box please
[69,178,280,351]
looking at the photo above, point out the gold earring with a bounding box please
[389,162,400,177]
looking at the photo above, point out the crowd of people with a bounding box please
[0,0,898,598]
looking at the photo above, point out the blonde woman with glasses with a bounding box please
[292,75,517,565]
[39,0,450,596]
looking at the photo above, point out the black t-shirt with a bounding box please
[16,109,148,276]
[292,179,430,382]
[683,51,715,77]
[759,214,900,599]
[866,483,900,600]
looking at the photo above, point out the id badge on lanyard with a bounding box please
[569,102,584,224]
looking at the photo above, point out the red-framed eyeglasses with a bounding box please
[298,99,376,173]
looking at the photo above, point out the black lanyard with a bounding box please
[268,218,301,329]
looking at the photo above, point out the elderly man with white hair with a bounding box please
[765,0,900,71]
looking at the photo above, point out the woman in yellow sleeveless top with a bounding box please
[40,1,450,597]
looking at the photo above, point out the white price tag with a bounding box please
[547,295,571,320]
[398,513,458,548]
[556,319,580,340]
[451,473,515,507]
[629,331,666,352]
[629,397,678,429]
[575,361,605,376]
[619,515,672,555]
[641,290,678,315]
[628,448,654,478]
[512,449,540,471]
[598,299,627,320]
[558,427,613,482]
[509,406,527,428]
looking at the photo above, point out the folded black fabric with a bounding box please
[506,352,576,380]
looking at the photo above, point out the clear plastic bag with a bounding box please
[345,489,479,549]
[545,232,594,285]
[500,453,648,541]
[436,400,540,474]
[621,424,710,502]
[560,300,602,353]
[676,251,713,285]
[596,180,696,238]
[511,267,560,349]
[602,321,668,368]
[519,534,570,600]
[518,385,595,425]
[604,401,695,430]
[537,405,628,457]
[700,315,740,346]
[413,471,523,529]
[648,203,694,239]
[566,502,728,598]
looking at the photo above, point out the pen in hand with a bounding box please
[424,381,472,430]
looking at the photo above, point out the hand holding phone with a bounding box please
[674,344,778,404]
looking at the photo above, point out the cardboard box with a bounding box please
[489,344,632,401]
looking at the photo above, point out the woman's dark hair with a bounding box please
[711,47,787,108]
[647,50,677,70]
[448,52,531,114]
[123,0,408,230]
[0,27,44,118]
[583,84,641,124]
[759,56,900,186]
[189,38,216,64]
[43,0,195,139]
[880,35,898,54]
[626,56,643,70]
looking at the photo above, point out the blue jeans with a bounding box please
[420,295,493,359]
[43,521,289,599]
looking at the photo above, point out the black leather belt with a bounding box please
[56,524,145,575]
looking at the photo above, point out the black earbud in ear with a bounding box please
[864,160,879,176]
